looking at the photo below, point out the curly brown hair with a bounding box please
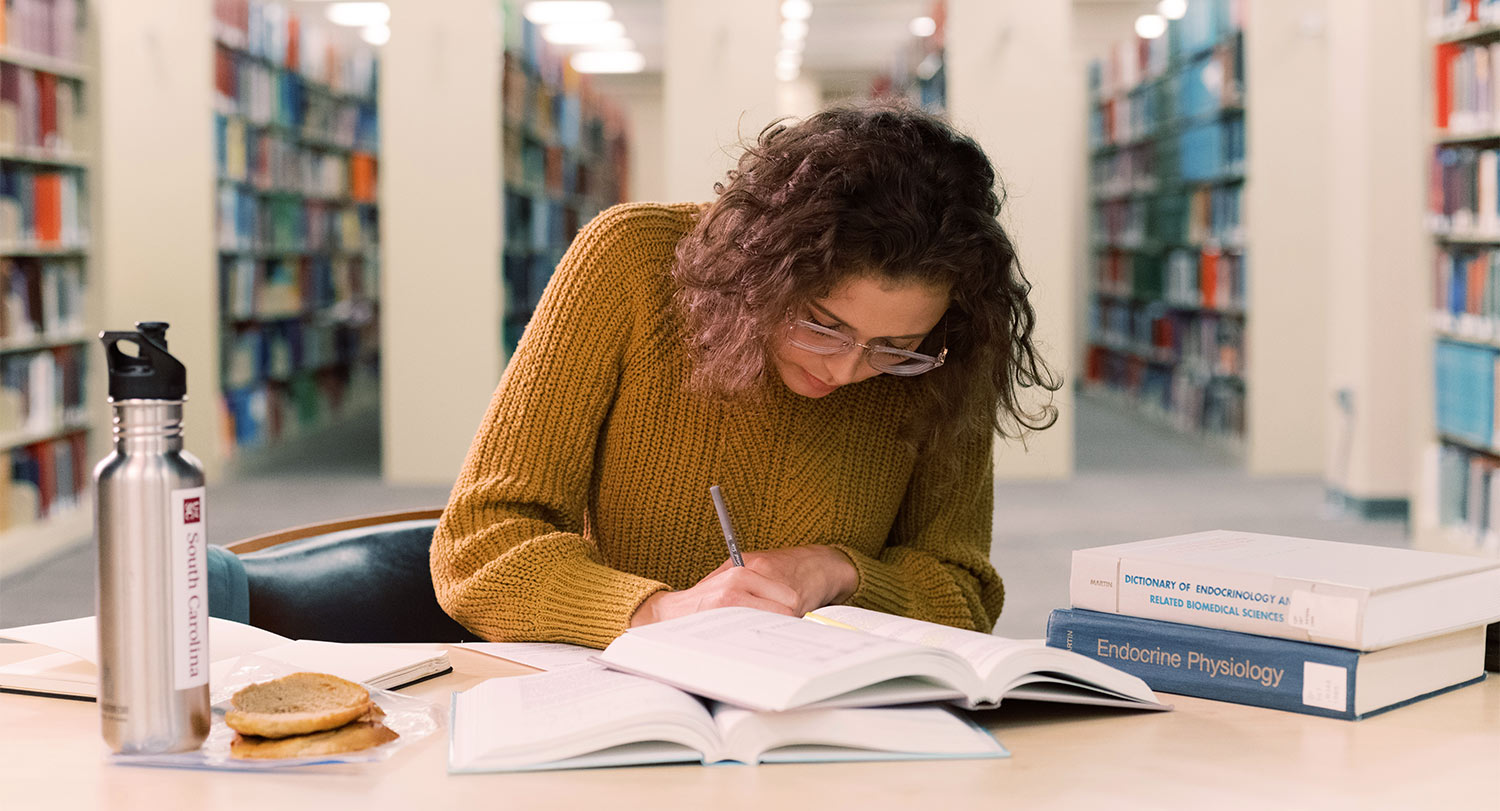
[672,102,1060,456]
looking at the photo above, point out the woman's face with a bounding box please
[771,275,952,399]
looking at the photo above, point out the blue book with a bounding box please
[1047,608,1487,720]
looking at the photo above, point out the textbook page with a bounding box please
[806,605,1039,678]
[458,641,601,672]
[597,607,974,711]
[449,667,718,772]
[710,703,1007,764]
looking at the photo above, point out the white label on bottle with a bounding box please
[171,487,208,690]
[1302,661,1349,713]
[1286,590,1360,644]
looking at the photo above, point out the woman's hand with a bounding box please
[630,545,858,627]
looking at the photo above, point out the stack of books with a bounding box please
[448,605,1170,773]
[1047,530,1500,720]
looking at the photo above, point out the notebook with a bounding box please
[0,616,452,698]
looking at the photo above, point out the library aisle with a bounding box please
[1,394,1407,635]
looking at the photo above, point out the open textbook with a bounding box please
[0,616,451,698]
[448,666,1007,772]
[594,606,1169,713]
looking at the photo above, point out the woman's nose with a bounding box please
[825,349,866,385]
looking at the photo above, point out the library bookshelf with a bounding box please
[211,0,381,461]
[0,0,91,576]
[1419,0,1500,558]
[1083,0,1246,455]
[499,2,628,359]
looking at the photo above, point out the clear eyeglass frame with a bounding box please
[786,319,948,376]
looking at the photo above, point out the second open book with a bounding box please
[596,605,1168,712]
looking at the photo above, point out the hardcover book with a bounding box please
[1069,530,1500,649]
[1046,608,1488,720]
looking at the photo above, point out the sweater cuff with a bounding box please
[827,544,911,617]
[536,556,669,648]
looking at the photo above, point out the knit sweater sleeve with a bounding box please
[429,210,670,648]
[830,427,1004,632]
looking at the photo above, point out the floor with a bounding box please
[0,394,1407,635]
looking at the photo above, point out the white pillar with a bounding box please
[948,0,1078,479]
[380,0,502,484]
[1243,0,1331,476]
[1321,0,1427,506]
[662,0,779,202]
[93,0,221,476]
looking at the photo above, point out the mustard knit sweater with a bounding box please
[430,202,1004,648]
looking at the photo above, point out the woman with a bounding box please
[430,103,1059,648]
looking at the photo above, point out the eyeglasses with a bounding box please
[786,319,948,376]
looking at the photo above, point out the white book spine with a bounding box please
[1070,550,1372,648]
[1480,150,1498,236]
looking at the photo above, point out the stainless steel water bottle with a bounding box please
[94,322,210,754]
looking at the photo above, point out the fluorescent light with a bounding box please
[543,19,626,45]
[524,2,613,25]
[361,23,390,46]
[780,0,812,21]
[781,35,805,52]
[776,62,799,82]
[1157,0,1188,21]
[1135,13,1167,39]
[571,50,644,73]
[777,50,801,70]
[781,18,808,41]
[326,2,389,27]
[909,16,936,37]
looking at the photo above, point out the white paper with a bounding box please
[0,616,291,665]
[1301,661,1349,713]
[458,641,602,672]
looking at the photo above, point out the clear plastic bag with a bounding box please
[110,655,444,771]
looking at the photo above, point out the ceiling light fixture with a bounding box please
[542,19,627,45]
[571,50,644,73]
[780,0,812,21]
[361,23,390,46]
[781,18,809,41]
[1135,13,1167,39]
[909,16,936,38]
[524,1,613,26]
[1157,0,1188,21]
[326,2,390,27]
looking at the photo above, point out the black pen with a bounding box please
[708,485,744,567]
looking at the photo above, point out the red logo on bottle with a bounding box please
[184,497,202,524]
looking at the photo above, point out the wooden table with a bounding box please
[1,644,1496,810]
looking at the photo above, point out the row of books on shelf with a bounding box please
[0,343,81,439]
[1435,338,1500,447]
[1096,249,1247,313]
[0,165,82,247]
[216,186,376,255]
[216,113,377,201]
[1434,246,1500,338]
[221,254,376,323]
[1434,38,1500,134]
[0,0,81,65]
[505,130,624,206]
[504,191,589,256]
[502,247,565,323]
[1430,0,1500,35]
[213,0,378,99]
[1084,346,1245,439]
[1091,302,1245,378]
[0,63,77,156]
[1053,530,1498,719]
[503,55,625,160]
[1430,441,1500,555]
[3,430,84,530]
[214,51,378,152]
[222,318,374,391]
[2,257,79,341]
[221,358,375,450]
[1092,183,1244,249]
[1428,146,1500,237]
[1090,43,1242,148]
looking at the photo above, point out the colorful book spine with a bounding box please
[1045,608,1483,720]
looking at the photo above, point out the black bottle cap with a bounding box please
[100,322,187,401]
